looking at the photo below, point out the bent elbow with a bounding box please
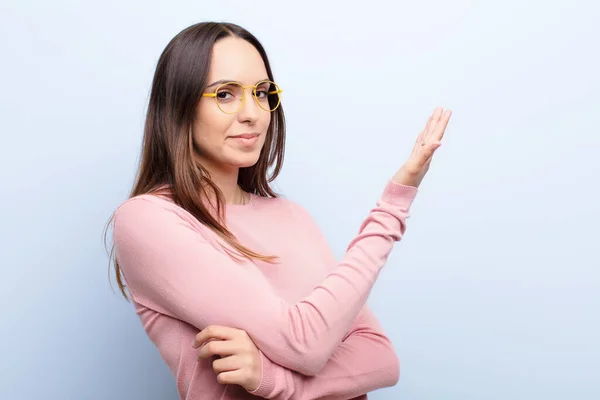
[383,351,400,387]
[390,353,401,385]
[294,350,329,376]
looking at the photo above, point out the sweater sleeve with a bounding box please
[249,306,400,399]
[112,180,416,376]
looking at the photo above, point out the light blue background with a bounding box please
[1,1,598,399]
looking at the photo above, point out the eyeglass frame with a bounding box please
[201,79,283,114]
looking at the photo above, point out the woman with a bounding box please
[109,21,452,399]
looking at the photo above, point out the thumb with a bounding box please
[419,142,441,167]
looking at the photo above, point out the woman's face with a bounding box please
[192,37,272,174]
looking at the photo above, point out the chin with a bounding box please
[228,152,262,169]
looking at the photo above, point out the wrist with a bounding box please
[247,350,277,397]
[391,167,421,188]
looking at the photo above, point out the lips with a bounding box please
[230,133,259,139]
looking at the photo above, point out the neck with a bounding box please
[199,159,245,205]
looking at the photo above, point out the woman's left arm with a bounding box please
[251,203,400,398]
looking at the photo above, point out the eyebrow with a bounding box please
[205,78,270,89]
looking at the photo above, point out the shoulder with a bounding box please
[112,194,199,243]
[114,194,179,223]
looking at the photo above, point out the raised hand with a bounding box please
[392,107,452,188]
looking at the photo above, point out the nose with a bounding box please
[237,87,261,123]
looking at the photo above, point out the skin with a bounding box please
[191,36,453,392]
[192,37,272,205]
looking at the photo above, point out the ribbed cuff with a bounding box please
[248,350,277,398]
[380,179,418,209]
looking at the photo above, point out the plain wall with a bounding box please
[1,0,598,399]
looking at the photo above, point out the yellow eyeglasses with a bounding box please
[202,80,283,114]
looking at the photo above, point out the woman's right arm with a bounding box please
[113,179,416,376]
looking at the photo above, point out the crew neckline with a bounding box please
[225,192,257,210]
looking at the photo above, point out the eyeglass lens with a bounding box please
[215,81,281,113]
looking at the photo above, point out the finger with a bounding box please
[212,355,242,373]
[197,339,241,359]
[216,369,245,386]
[424,109,437,133]
[431,109,452,142]
[424,107,443,143]
[194,325,238,348]
[414,113,433,152]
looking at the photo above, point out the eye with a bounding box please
[255,88,269,99]
[216,90,233,100]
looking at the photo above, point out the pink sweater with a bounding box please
[113,179,417,399]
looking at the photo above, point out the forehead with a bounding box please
[208,37,268,84]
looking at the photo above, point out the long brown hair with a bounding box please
[104,22,285,299]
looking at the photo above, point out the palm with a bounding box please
[393,107,452,188]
